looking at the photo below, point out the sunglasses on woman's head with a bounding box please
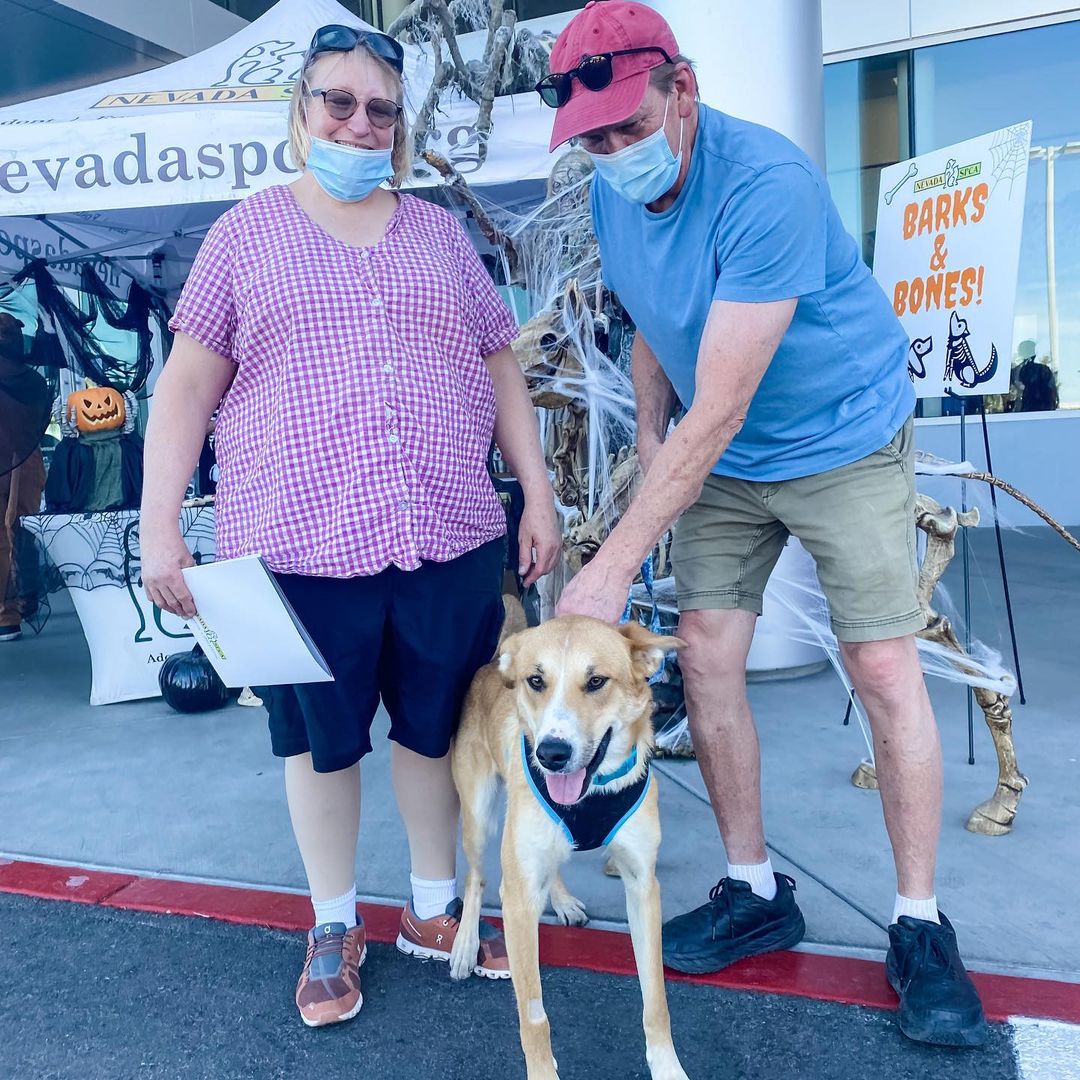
[307,88,403,128]
[307,23,405,73]
[535,47,675,108]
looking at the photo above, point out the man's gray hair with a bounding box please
[649,54,699,98]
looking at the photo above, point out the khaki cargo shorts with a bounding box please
[671,417,926,643]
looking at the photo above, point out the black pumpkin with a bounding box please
[158,644,231,713]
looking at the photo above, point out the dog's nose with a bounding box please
[535,738,574,771]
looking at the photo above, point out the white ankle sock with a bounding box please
[727,859,777,901]
[410,874,457,920]
[312,885,357,929]
[892,893,940,925]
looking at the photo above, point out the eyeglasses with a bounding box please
[535,47,675,108]
[307,23,405,73]
[307,88,403,128]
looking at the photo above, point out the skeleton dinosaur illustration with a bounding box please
[944,310,998,389]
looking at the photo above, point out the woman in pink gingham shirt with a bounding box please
[140,26,559,1026]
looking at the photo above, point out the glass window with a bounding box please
[210,1,388,27]
[514,0,586,18]
[913,21,1080,412]
[824,53,911,267]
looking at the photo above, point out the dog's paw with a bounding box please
[646,1048,690,1080]
[449,938,478,981]
[650,1067,689,1080]
[524,1056,559,1080]
[551,893,588,927]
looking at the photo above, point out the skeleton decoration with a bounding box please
[852,495,1027,835]
[852,479,1080,835]
[404,16,1080,834]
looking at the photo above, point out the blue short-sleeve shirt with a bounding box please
[591,104,913,481]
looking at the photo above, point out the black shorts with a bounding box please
[258,539,505,773]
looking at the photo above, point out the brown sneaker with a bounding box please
[295,920,367,1028]
[396,899,510,979]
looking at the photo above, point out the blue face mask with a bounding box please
[306,136,393,202]
[587,97,684,205]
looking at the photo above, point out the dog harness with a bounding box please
[520,736,651,851]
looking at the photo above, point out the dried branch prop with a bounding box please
[474,13,516,166]
[419,150,520,280]
[956,471,1080,553]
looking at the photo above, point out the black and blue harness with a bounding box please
[520,735,651,851]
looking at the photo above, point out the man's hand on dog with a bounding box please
[556,553,633,623]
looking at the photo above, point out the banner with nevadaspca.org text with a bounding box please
[0,0,567,218]
[872,121,1032,398]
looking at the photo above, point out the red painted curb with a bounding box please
[2,859,1077,1025]
[0,858,136,904]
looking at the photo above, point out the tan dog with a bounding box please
[450,615,690,1080]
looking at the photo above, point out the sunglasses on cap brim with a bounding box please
[535,47,674,108]
[307,23,405,73]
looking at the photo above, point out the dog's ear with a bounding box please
[618,621,686,681]
[497,630,524,688]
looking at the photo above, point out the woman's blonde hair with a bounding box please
[287,43,412,186]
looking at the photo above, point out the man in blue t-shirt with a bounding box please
[543,1,987,1048]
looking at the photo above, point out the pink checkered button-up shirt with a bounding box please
[169,186,518,577]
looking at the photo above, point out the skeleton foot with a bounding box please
[850,760,879,790]
[966,777,1027,836]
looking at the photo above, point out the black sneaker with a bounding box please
[662,873,805,974]
[0,624,22,643]
[886,912,989,1047]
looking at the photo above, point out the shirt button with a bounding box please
[371,296,383,307]
[383,363,394,374]
[399,499,409,509]
[388,433,399,444]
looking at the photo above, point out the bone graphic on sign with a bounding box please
[885,163,918,205]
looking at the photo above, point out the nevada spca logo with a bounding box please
[92,40,307,109]
[213,40,307,87]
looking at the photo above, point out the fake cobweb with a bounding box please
[989,123,1032,198]
[21,506,216,593]
[467,158,638,527]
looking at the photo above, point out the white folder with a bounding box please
[181,555,334,687]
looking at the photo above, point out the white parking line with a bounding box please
[1012,1017,1080,1080]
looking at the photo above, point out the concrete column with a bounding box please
[644,0,826,169]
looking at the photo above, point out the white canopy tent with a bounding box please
[0,0,568,299]
[0,0,576,706]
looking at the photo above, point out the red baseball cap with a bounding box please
[547,1,680,152]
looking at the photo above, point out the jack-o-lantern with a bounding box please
[67,387,125,434]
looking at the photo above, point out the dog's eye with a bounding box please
[526,675,545,692]
[585,675,609,693]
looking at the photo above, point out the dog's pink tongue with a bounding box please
[545,769,586,806]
